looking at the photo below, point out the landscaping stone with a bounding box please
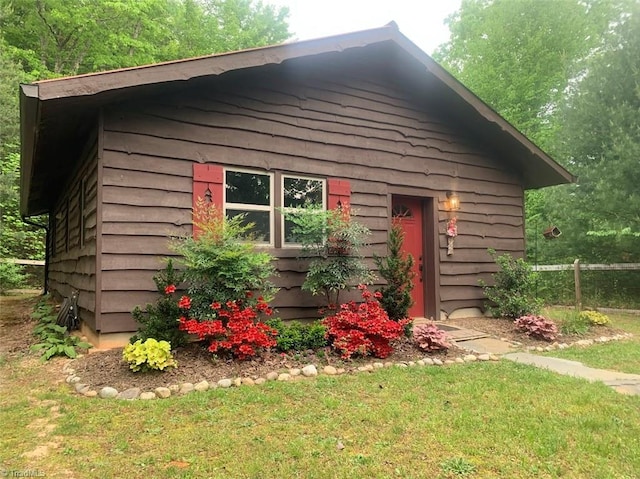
[217,379,232,388]
[155,387,171,399]
[266,372,279,381]
[277,373,291,381]
[383,362,394,368]
[289,368,301,377]
[241,378,255,386]
[179,383,195,394]
[444,360,454,365]
[337,368,346,374]
[478,354,491,361]
[323,366,338,375]
[489,354,501,361]
[455,358,465,364]
[423,357,435,365]
[255,378,266,385]
[544,346,553,352]
[233,378,242,387]
[395,362,408,368]
[74,383,88,393]
[117,388,141,400]
[99,387,118,399]
[302,365,318,377]
[558,343,569,349]
[432,358,443,366]
[83,390,98,398]
[66,375,80,384]
[168,384,180,393]
[463,354,477,362]
[140,392,156,400]
[535,347,544,352]
[373,362,384,369]
[194,380,209,392]
[575,339,594,346]
[417,359,425,366]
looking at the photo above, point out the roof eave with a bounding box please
[20,83,41,217]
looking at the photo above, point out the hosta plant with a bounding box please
[514,315,558,342]
[123,338,177,372]
[579,310,610,326]
[413,322,451,352]
[323,285,409,359]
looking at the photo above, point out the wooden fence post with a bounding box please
[573,258,582,311]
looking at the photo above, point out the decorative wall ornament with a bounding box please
[446,217,458,256]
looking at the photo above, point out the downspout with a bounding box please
[20,215,49,295]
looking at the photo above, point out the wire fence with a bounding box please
[533,262,640,309]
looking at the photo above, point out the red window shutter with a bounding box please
[327,179,351,211]
[193,164,223,236]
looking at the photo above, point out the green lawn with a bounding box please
[543,308,640,374]
[2,299,640,478]
[1,357,640,478]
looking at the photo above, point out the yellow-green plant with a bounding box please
[579,310,610,326]
[122,338,177,372]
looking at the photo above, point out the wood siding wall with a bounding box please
[101,66,523,331]
[49,130,99,330]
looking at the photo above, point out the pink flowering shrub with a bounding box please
[413,322,451,352]
[322,285,409,359]
[514,315,558,341]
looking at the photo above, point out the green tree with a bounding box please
[546,1,640,264]
[434,0,611,149]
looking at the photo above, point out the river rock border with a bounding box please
[61,333,633,400]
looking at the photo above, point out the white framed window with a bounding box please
[224,168,274,246]
[281,175,326,246]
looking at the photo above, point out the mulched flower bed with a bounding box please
[71,336,465,392]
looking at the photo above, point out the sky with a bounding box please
[266,0,462,55]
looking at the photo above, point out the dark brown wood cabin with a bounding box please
[20,24,574,347]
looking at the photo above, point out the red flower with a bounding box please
[245,291,254,298]
[178,295,191,309]
[211,301,221,310]
[164,284,176,294]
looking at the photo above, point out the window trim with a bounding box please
[223,167,275,247]
[280,174,327,249]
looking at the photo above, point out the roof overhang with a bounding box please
[20,22,574,216]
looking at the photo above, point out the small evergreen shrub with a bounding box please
[131,259,188,347]
[122,338,177,372]
[323,285,408,359]
[374,222,415,333]
[265,318,328,352]
[413,322,451,352]
[514,315,558,341]
[480,250,542,319]
[579,310,610,326]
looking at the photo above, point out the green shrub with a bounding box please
[579,310,610,326]
[30,296,92,361]
[266,318,328,352]
[122,338,177,372]
[557,310,591,336]
[0,261,27,293]
[283,205,374,309]
[480,249,542,319]
[374,222,415,325]
[131,259,188,347]
[171,203,278,318]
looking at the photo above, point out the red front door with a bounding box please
[392,197,425,318]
